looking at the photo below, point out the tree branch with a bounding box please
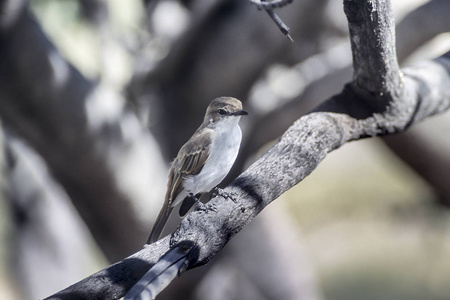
[45,0,450,298]
[344,0,401,94]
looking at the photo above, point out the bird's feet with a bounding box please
[187,193,207,212]
[211,187,237,203]
[188,193,219,213]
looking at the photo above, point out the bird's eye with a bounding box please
[218,108,226,115]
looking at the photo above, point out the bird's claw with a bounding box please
[196,201,208,212]
[188,193,212,212]
[195,200,218,213]
[212,187,237,203]
[208,202,218,212]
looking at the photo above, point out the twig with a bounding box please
[251,0,294,42]
[265,9,294,42]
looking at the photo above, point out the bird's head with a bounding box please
[204,97,248,124]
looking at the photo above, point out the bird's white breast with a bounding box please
[183,116,242,194]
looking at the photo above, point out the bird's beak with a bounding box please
[234,110,248,116]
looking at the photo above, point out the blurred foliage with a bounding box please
[30,0,144,85]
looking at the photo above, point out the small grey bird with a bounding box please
[148,97,248,243]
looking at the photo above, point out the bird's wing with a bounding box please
[179,128,213,175]
[168,127,213,205]
[147,127,212,243]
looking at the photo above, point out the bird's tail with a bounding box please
[147,204,173,244]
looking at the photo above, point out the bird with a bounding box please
[147,97,248,243]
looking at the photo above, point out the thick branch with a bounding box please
[344,0,401,93]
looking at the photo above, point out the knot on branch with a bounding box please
[350,82,397,113]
